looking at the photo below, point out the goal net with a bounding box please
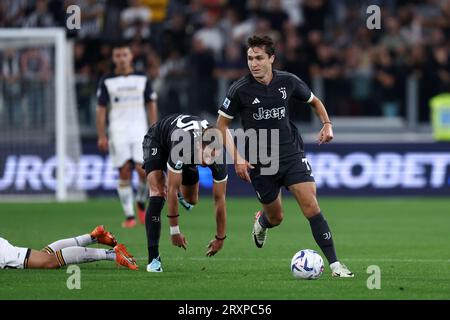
[0,28,85,201]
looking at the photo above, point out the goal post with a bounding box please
[0,28,85,202]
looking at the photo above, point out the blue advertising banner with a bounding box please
[0,142,449,197]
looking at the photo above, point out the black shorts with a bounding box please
[143,131,199,186]
[249,155,315,204]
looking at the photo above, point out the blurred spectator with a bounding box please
[129,39,148,72]
[310,44,342,115]
[214,43,247,82]
[74,42,94,127]
[0,0,26,27]
[380,16,407,52]
[219,7,244,43]
[281,0,303,27]
[156,48,188,116]
[144,43,161,79]
[253,16,281,44]
[75,0,105,39]
[140,0,169,23]
[301,0,329,33]
[1,49,23,127]
[160,12,191,59]
[20,48,51,128]
[187,37,216,117]
[102,0,128,42]
[374,47,401,117]
[425,45,450,96]
[214,42,248,104]
[120,0,152,40]
[193,10,224,59]
[406,44,429,123]
[23,0,56,28]
[263,0,289,31]
[343,43,374,116]
[94,44,112,78]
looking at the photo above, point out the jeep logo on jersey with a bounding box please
[253,107,286,120]
[279,87,287,99]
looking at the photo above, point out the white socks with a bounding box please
[117,180,135,219]
[57,247,116,266]
[45,234,94,253]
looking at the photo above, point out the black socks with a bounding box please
[146,196,165,263]
[307,212,338,264]
[258,211,275,229]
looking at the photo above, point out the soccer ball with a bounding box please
[291,249,324,280]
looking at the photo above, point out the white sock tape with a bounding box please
[170,225,180,235]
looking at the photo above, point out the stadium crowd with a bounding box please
[0,0,449,132]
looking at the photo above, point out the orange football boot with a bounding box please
[90,225,117,247]
[114,244,139,270]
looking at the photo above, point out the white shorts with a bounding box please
[109,137,144,168]
[0,237,31,269]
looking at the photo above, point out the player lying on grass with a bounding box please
[0,226,138,270]
[142,114,228,272]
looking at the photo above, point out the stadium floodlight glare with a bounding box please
[0,28,85,202]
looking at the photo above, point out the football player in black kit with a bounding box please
[142,114,228,272]
[216,35,353,277]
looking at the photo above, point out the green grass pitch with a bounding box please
[0,197,449,300]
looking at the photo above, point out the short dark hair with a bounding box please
[111,40,130,51]
[247,35,275,57]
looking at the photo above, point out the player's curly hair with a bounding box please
[247,35,275,57]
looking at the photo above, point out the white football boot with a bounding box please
[252,211,267,248]
[330,261,354,278]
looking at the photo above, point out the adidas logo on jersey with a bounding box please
[252,98,261,104]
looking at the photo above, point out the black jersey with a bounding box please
[218,70,314,162]
[144,114,227,182]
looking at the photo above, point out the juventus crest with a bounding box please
[278,87,287,99]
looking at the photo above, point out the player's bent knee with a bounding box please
[271,213,284,226]
[302,201,320,217]
[148,172,166,198]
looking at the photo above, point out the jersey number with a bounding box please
[174,115,208,132]
[302,158,311,171]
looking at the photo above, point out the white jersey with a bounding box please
[97,72,156,141]
[0,237,30,269]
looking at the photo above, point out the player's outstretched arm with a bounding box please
[167,169,188,250]
[146,101,158,125]
[216,115,254,182]
[309,96,334,145]
[96,105,108,152]
[206,181,227,256]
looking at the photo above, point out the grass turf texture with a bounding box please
[0,197,449,300]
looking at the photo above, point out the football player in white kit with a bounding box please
[0,226,137,270]
[96,42,158,228]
